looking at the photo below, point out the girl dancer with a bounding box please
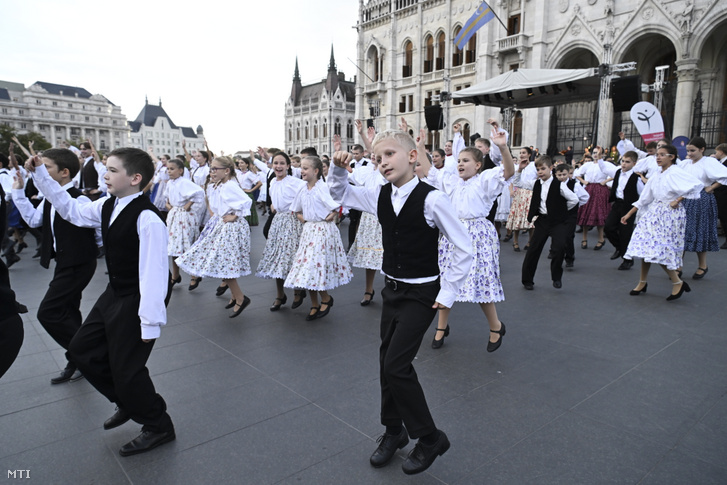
[165,159,205,287]
[505,147,535,251]
[177,156,252,317]
[284,156,352,320]
[622,145,702,300]
[237,157,261,227]
[679,136,727,279]
[255,152,307,310]
[419,129,514,351]
[575,146,610,250]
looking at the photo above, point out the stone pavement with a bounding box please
[1,221,726,484]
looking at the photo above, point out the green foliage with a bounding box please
[0,124,52,159]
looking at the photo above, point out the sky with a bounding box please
[1,0,360,154]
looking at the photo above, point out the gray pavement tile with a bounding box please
[0,373,94,417]
[455,412,670,485]
[123,404,366,484]
[312,377,383,438]
[16,333,50,357]
[639,449,727,485]
[671,393,727,469]
[0,429,130,485]
[0,351,62,384]
[146,339,230,377]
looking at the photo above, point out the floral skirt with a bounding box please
[256,211,303,279]
[245,192,259,227]
[348,211,383,270]
[439,217,505,303]
[578,183,610,227]
[506,188,534,230]
[167,206,200,257]
[284,221,353,291]
[683,189,719,252]
[177,216,251,279]
[625,201,686,270]
[495,187,512,223]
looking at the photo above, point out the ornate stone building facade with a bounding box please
[357,0,727,153]
[284,48,357,155]
[128,100,206,156]
[0,80,129,150]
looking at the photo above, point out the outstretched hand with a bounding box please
[333,134,342,152]
[416,128,427,150]
[332,151,353,168]
[355,119,363,135]
[491,129,507,147]
[12,173,25,190]
[25,155,43,173]
[398,117,408,133]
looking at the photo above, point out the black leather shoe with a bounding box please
[565,260,574,268]
[188,277,202,291]
[6,253,20,268]
[104,407,131,430]
[17,241,28,254]
[402,430,450,475]
[16,302,28,314]
[370,428,409,468]
[360,290,375,306]
[229,296,251,318]
[305,306,320,321]
[32,248,41,258]
[692,267,708,280]
[170,275,181,286]
[667,281,691,301]
[69,369,84,382]
[553,280,562,289]
[431,326,450,349]
[119,428,175,457]
[317,296,334,319]
[610,249,621,260]
[487,321,506,353]
[291,290,307,309]
[629,282,647,296]
[270,294,287,311]
[523,283,534,290]
[215,284,229,296]
[618,259,633,270]
[50,364,78,385]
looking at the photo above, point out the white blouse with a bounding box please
[270,175,306,213]
[291,179,339,222]
[165,177,205,208]
[577,160,608,183]
[428,167,508,219]
[208,179,251,218]
[236,170,259,191]
[191,164,210,187]
[678,156,727,188]
[633,165,702,211]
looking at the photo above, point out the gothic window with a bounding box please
[424,35,434,73]
[296,122,300,141]
[436,32,446,70]
[288,124,292,141]
[466,35,477,64]
[452,27,463,67]
[403,41,413,77]
[513,111,523,147]
[334,118,341,136]
[323,119,328,138]
[346,119,354,138]
[305,121,309,140]
[313,120,318,139]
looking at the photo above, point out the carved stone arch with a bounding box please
[547,42,601,70]
[689,2,727,61]
[612,25,683,64]
[546,16,602,67]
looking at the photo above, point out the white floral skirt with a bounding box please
[348,211,383,270]
[439,217,505,303]
[506,188,534,230]
[495,188,512,223]
[625,201,686,271]
[284,221,353,291]
[256,211,303,279]
[177,216,251,279]
[167,206,200,257]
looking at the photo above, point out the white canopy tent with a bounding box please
[452,68,601,109]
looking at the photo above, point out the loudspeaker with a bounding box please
[424,105,444,131]
[610,75,641,112]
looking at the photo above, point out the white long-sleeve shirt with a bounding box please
[270,175,306,213]
[31,164,169,340]
[427,165,509,218]
[598,160,645,199]
[678,156,727,188]
[291,179,339,222]
[512,172,580,213]
[632,165,702,211]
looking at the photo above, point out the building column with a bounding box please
[672,58,700,137]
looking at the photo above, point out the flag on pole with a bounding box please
[454,1,496,49]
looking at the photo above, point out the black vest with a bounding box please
[101,194,163,296]
[528,178,568,224]
[79,159,98,191]
[40,187,97,270]
[566,179,580,216]
[609,170,640,205]
[377,181,440,278]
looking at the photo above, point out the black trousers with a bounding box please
[69,286,173,432]
[37,260,96,364]
[564,213,578,263]
[604,199,635,256]
[0,314,23,379]
[348,209,362,248]
[263,211,275,239]
[379,279,439,439]
[715,189,727,236]
[522,215,569,285]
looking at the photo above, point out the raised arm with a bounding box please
[491,129,514,180]
[416,128,432,178]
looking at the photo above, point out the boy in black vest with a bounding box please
[599,151,643,270]
[562,164,589,267]
[516,156,579,289]
[27,147,174,457]
[12,149,97,384]
[329,130,472,475]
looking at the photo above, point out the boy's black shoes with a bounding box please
[610,249,621,260]
[104,407,131,430]
[618,259,633,270]
[370,428,409,468]
[51,364,83,384]
[6,253,20,268]
[523,283,534,290]
[119,428,176,457]
[553,280,562,289]
[402,430,450,475]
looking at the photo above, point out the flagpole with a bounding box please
[488,2,509,32]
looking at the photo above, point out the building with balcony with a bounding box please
[127,99,205,157]
[284,47,357,156]
[0,80,130,150]
[357,0,727,154]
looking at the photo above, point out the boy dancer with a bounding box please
[515,156,579,289]
[329,130,472,475]
[12,149,97,384]
[562,164,589,268]
[27,148,175,457]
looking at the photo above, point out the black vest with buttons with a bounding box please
[566,179,580,216]
[377,181,440,278]
[101,195,163,296]
[40,187,97,269]
[528,178,568,225]
[609,169,640,205]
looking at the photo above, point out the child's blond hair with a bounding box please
[372,129,416,153]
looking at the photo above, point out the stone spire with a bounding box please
[291,57,302,106]
[326,45,339,95]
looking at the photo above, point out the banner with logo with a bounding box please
[629,101,665,144]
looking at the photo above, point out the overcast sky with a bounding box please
[1,0,360,154]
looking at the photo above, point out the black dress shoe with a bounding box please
[667,281,691,301]
[618,259,633,270]
[370,428,409,468]
[317,296,334,319]
[32,248,41,258]
[215,284,229,296]
[50,364,78,385]
[565,259,574,268]
[305,306,320,321]
[553,280,562,289]
[69,369,85,382]
[431,326,450,349]
[229,296,251,318]
[610,249,621,260]
[6,253,20,268]
[119,428,176,457]
[17,241,28,254]
[360,290,375,306]
[170,275,181,286]
[629,282,647,295]
[104,407,131,430]
[487,321,506,353]
[402,430,450,475]
[188,277,202,291]
[270,294,287,311]
[523,283,534,290]
[692,267,708,280]
[291,290,307,309]
[16,302,28,314]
